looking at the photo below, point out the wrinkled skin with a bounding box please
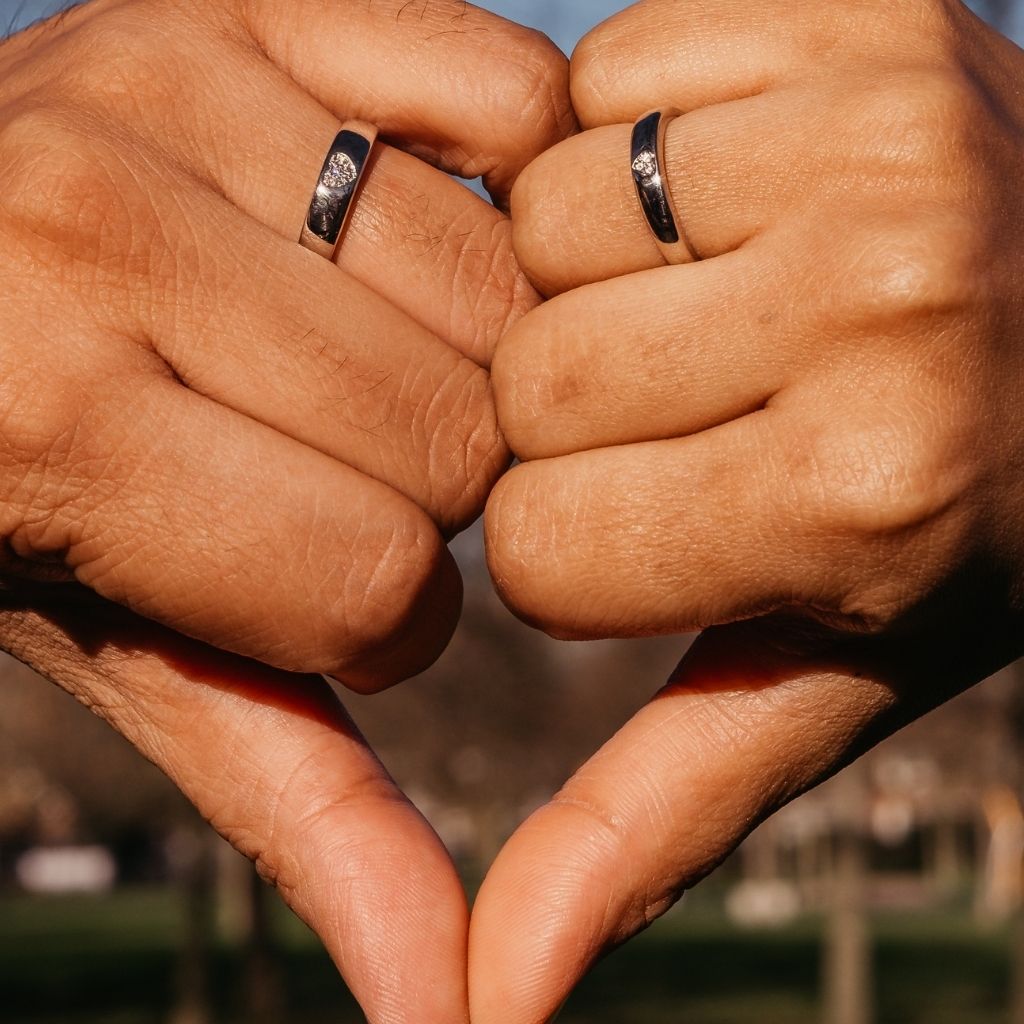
[6,1,1024,1021]
[0,2,573,1022]
[477,1,1024,1021]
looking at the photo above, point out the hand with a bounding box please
[475,1,1024,1020]
[0,2,572,1021]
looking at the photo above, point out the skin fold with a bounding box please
[476,1,1024,1021]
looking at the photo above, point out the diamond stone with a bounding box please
[322,152,358,190]
[632,151,658,179]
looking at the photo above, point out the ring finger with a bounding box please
[177,62,529,367]
[57,10,556,366]
[511,86,839,296]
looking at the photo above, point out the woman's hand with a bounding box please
[476,1,1024,1020]
[0,2,572,1021]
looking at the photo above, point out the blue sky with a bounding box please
[475,0,628,52]
[3,0,1021,49]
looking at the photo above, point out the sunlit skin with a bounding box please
[4,0,1024,1021]
[477,0,1024,1020]
[0,2,574,1022]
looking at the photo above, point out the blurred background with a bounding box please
[2,1,1024,1022]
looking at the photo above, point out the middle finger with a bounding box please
[493,233,810,461]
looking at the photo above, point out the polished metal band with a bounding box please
[630,109,697,265]
[300,121,379,261]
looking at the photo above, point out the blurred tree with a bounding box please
[349,563,683,873]
[167,824,217,1024]
[1006,659,1024,1024]
[0,654,221,1022]
[822,766,873,1024]
[0,654,189,850]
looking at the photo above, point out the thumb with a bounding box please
[468,619,960,1024]
[2,586,469,1024]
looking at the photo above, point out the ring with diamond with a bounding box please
[630,109,698,265]
[300,121,379,261]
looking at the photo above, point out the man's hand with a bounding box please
[475,1,1024,1020]
[0,2,572,1021]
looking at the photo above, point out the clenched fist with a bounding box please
[476,1,1024,1020]
[0,2,572,1022]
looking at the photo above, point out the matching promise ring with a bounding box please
[630,109,698,265]
[300,121,379,261]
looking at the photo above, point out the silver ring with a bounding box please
[630,109,698,265]
[300,121,379,261]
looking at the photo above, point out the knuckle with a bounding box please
[787,394,969,563]
[0,360,161,567]
[861,68,980,185]
[484,466,536,613]
[838,214,984,328]
[0,105,135,270]
[0,374,85,479]
[456,217,537,363]
[326,509,446,673]
[0,370,87,537]
[484,463,570,635]
[499,28,574,143]
[57,1,246,127]
[490,321,548,459]
[60,13,189,120]
[901,0,966,48]
[474,220,538,350]
[454,27,573,184]
[489,329,532,452]
[570,23,620,124]
[491,300,584,461]
[509,150,547,237]
[417,359,508,532]
[509,143,573,294]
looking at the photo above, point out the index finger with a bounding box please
[569,0,927,128]
[239,0,576,204]
[570,0,792,127]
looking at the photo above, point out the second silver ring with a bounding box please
[630,109,698,265]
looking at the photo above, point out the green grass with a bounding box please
[563,904,1010,1024]
[0,886,1014,1023]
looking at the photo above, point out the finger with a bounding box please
[0,589,469,1024]
[469,619,934,1024]
[493,243,799,461]
[8,118,507,533]
[215,112,536,367]
[237,0,575,204]
[569,0,899,128]
[485,412,851,642]
[512,90,821,296]
[571,0,791,127]
[139,185,508,535]
[4,342,459,691]
[100,48,539,365]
